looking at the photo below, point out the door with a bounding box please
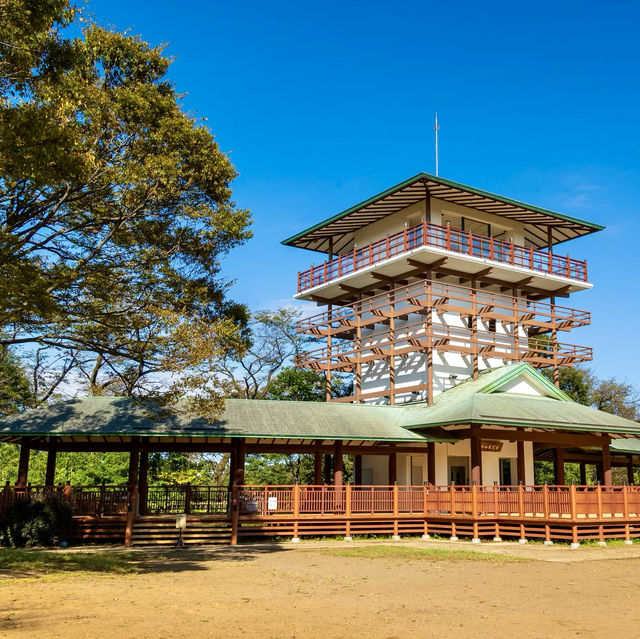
[448,456,469,485]
[499,458,517,486]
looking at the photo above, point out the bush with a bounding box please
[0,496,73,547]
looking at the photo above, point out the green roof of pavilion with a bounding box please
[0,363,637,444]
[0,396,436,443]
[399,363,640,436]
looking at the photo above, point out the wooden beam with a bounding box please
[16,440,30,488]
[451,427,610,447]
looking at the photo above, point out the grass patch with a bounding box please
[0,548,150,578]
[327,545,528,563]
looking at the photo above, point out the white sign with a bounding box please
[267,496,278,511]
[176,513,187,529]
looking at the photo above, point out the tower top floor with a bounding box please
[283,173,604,303]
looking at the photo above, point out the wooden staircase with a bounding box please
[131,516,232,546]
[72,516,127,545]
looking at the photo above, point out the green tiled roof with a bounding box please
[0,397,436,443]
[400,364,640,435]
[0,364,638,443]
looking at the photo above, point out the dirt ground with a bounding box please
[2,539,640,639]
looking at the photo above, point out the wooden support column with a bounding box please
[602,444,612,486]
[554,448,565,484]
[580,463,587,486]
[425,277,434,405]
[326,303,333,402]
[516,439,526,484]
[512,287,520,361]
[471,278,478,379]
[427,442,436,485]
[138,450,149,516]
[627,456,635,486]
[127,443,140,487]
[314,445,322,485]
[355,294,362,403]
[388,289,396,405]
[470,427,482,485]
[333,440,343,486]
[45,446,57,487]
[323,454,332,484]
[550,294,559,387]
[16,440,31,488]
[388,446,397,484]
[234,438,246,485]
[354,454,363,485]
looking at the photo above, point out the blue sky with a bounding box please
[91,0,640,387]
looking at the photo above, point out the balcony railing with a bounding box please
[297,220,588,293]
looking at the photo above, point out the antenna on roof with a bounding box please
[434,112,440,176]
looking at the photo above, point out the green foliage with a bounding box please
[0,495,72,547]
[266,366,351,402]
[0,351,34,416]
[148,452,228,486]
[0,0,251,405]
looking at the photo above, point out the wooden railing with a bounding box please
[295,318,593,370]
[296,278,591,337]
[236,484,640,520]
[4,484,639,521]
[297,220,588,292]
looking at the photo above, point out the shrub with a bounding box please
[0,496,73,547]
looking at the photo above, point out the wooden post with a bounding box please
[138,450,149,516]
[516,440,525,484]
[314,450,322,485]
[230,483,239,546]
[392,483,399,539]
[124,485,139,548]
[185,482,192,515]
[354,455,362,485]
[292,484,300,541]
[579,463,587,486]
[569,483,577,521]
[345,484,352,540]
[470,427,482,485]
[333,440,343,486]
[427,442,436,485]
[554,448,565,484]
[602,444,612,486]
[471,484,479,542]
[45,447,57,487]
[323,453,332,484]
[627,459,635,486]
[16,440,30,488]
[388,447,397,484]
[234,438,246,485]
[127,444,140,487]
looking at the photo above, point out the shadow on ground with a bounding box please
[0,544,292,579]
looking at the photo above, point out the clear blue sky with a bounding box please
[91,0,640,388]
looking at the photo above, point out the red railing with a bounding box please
[296,278,591,337]
[295,318,593,370]
[3,484,639,521]
[297,221,588,292]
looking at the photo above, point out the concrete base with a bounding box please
[391,535,401,541]
[597,541,607,547]
[291,537,300,543]
[543,540,554,546]
[624,540,633,545]
[471,538,481,544]
[421,534,431,540]
[344,536,353,542]
[492,537,502,542]
[570,542,580,549]
[449,536,458,541]
[518,539,528,544]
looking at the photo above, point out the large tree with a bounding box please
[0,1,251,408]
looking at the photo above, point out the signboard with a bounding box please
[245,500,259,513]
[267,496,278,511]
[176,513,187,529]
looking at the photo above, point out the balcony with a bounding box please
[296,220,589,297]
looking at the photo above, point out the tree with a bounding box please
[0,1,251,407]
[266,366,350,401]
[217,308,309,399]
[0,351,34,416]
[542,366,594,405]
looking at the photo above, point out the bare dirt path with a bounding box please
[2,540,640,639]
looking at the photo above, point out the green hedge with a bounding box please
[0,496,73,547]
